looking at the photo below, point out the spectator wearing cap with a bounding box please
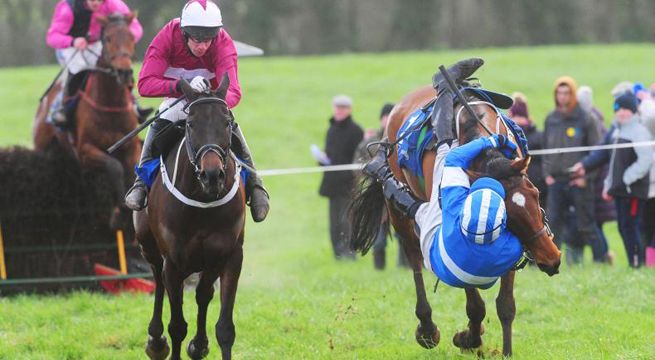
[577,86,615,264]
[571,92,654,267]
[542,76,602,264]
[352,103,408,270]
[316,95,364,260]
[508,93,547,206]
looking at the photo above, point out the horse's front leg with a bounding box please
[453,288,486,351]
[163,259,188,360]
[215,246,243,360]
[390,209,440,349]
[187,268,220,360]
[496,271,516,357]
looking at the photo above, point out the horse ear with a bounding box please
[126,11,138,24]
[214,73,230,100]
[511,156,530,175]
[178,79,198,101]
[96,15,109,27]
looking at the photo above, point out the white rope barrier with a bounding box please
[258,141,655,177]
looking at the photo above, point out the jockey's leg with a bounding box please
[363,147,424,219]
[47,70,70,126]
[231,123,270,222]
[429,58,485,143]
[125,98,186,211]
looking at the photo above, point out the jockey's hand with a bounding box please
[73,37,88,49]
[487,134,517,159]
[190,76,211,94]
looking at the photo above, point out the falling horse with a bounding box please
[33,13,141,229]
[134,75,246,360]
[350,71,561,356]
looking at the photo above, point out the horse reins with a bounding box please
[183,97,233,178]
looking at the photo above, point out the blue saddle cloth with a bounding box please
[395,102,530,180]
[396,104,435,180]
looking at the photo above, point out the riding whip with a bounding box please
[438,65,493,136]
[107,96,185,154]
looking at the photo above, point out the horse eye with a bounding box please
[105,36,111,42]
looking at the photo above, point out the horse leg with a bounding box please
[137,228,170,360]
[215,247,243,360]
[187,269,220,360]
[496,271,516,357]
[79,144,126,229]
[163,259,188,360]
[389,209,440,349]
[453,288,486,351]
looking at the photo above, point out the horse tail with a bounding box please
[349,175,386,255]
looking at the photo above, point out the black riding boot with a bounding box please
[429,58,485,143]
[363,148,424,220]
[231,123,270,222]
[124,125,157,211]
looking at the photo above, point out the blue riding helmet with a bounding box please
[460,177,507,244]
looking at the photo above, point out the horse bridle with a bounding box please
[183,97,233,179]
[524,207,554,244]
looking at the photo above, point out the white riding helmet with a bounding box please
[181,0,223,41]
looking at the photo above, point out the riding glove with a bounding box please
[190,76,210,94]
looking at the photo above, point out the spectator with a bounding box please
[636,83,655,267]
[572,92,653,268]
[508,93,547,206]
[353,103,409,270]
[542,76,602,265]
[577,86,615,264]
[316,95,364,260]
[611,81,633,98]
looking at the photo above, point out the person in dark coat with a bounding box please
[317,95,364,259]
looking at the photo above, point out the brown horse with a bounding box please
[134,75,246,360]
[33,13,140,228]
[350,84,561,356]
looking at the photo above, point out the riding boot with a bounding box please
[231,123,270,222]
[49,72,70,127]
[124,126,157,211]
[364,148,424,219]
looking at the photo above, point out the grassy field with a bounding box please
[1,44,655,359]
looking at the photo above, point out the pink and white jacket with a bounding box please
[137,19,241,108]
[46,0,143,49]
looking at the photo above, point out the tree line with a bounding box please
[1,0,653,67]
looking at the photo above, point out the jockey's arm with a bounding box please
[138,32,178,98]
[213,30,242,108]
[46,1,75,49]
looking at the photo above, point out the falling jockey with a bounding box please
[45,0,148,126]
[363,59,525,288]
[124,0,270,223]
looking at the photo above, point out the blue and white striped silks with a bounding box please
[428,137,523,289]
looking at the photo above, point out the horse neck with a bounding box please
[86,69,130,108]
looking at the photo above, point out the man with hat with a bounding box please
[317,94,363,260]
[571,92,653,267]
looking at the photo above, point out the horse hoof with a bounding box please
[145,335,170,360]
[452,329,483,350]
[187,337,209,359]
[415,323,440,349]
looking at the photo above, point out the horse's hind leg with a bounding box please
[389,210,440,349]
[453,288,486,351]
[187,268,220,360]
[215,247,243,360]
[496,271,516,357]
[163,260,188,360]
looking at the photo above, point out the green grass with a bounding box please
[1,44,655,359]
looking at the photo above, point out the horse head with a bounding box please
[96,12,137,86]
[456,96,561,276]
[178,74,234,199]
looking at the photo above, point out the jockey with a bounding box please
[124,0,270,223]
[363,59,524,288]
[46,0,143,126]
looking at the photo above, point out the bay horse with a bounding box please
[33,13,140,229]
[134,75,246,360]
[350,83,561,356]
